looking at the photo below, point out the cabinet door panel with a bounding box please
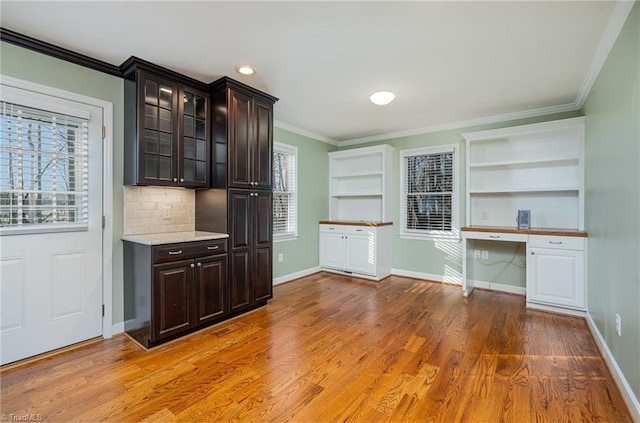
[230,250,251,311]
[137,70,178,186]
[195,255,228,325]
[228,91,253,188]
[527,248,585,309]
[229,190,251,250]
[178,85,209,187]
[319,233,346,270]
[254,246,272,302]
[345,234,377,275]
[254,99,273,189]
[254,191,272,248]
[153,260,193,340]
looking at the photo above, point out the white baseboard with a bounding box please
[390,268,462,285]
[273,266,322,285]
[586,312,640,421]
[111,321,124,336]
[472,279,526,296]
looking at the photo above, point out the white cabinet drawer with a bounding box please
[346,226,375,236]
[319,224,346,234]
[462,231,527,242]
[529,235,585,251]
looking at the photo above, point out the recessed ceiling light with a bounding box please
[369,91,395,106]
[237,65,255,75]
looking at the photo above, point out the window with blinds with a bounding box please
[0,101,89,232]
[400,145,458,239]
[272,142,297,240]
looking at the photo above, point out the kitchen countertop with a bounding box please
[122,231,229,245]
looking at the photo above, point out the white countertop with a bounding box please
[122,231,228,245]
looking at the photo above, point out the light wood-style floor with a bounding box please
[0,272,633,422]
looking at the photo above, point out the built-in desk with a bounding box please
[461,226,588,316]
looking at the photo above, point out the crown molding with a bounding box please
[0,27,121,77]
[274,120,338,145]
[339,102,578,146]
[575,0,635,109]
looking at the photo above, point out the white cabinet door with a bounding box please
[319,232,346,270]
[527,247,585,310]
[345,234,376,276]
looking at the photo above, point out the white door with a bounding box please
[0,83,103,365]
[526,247,585,310]
[345,234,376,276]
[319,232,346,270]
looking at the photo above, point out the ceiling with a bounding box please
[0,1,625,143]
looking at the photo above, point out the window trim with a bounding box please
[399,143,460,241]
[273,141,298,242]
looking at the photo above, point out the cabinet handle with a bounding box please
[190,263,195,268]
[531,252,535,255]
[180,177,184,183]
[197,262,202,267]
[549,241,563,245]
[207,246,219,250]
[168,250,183,255]
[356,229,363,232]
[328,228,335,230]
[173,178,178,182]
[489,235,500,239]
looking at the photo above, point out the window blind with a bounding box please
[273,144,297,238]
[403,149,454,234]
[0,101,89,230]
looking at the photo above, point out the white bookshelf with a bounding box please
[463,117,585,230]
[328,145,394,222]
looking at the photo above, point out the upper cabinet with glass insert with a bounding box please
[122,58,210,188]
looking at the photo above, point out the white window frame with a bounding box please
[400,143,460,241]
[272,141,298,242]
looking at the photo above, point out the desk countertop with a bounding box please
[461,226,588,238]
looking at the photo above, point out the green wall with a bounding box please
[337,111,581,286]
[1,41,126,326]
[272,128,336,280]
[582,2,640,402]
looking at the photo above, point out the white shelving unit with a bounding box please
[463,117,585,229]
[328,145,394,222]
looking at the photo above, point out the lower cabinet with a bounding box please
[526,235,586,312]
[319,223,392,280]
[124,238,228,348]
[228,189,273,312]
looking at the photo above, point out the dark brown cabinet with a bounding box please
[210,78,276,190]
[124,238,228,348]
[122,58,210,188]
[228,189,273,311]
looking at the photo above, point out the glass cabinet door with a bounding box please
[141,72,177,184]
[179,87,208,187]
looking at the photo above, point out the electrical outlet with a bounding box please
[162,205,171,220]
[474,250,481,258]
[481,250,489,260]
[615,313,621,336]
[278,253,284,263]
[481,211,488,221]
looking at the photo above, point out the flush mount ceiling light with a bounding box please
[237,65,255,75]
[369,91,395,106]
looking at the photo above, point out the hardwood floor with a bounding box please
[0,272,633,422]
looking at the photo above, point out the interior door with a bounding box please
[0,84,104,365]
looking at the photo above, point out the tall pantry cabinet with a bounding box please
[198,78,278,313]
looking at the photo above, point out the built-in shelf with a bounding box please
[464,117,585,230]
[329,145,394,222]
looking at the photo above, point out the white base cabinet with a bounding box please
[319,223,391,280]
[526,235,586,312]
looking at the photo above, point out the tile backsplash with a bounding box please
[124,186,195,235]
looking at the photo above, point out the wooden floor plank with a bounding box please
[0,273,633,422]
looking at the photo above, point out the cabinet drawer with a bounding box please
[463,231,527,242]
[528,235,585,251]
[154,239,228,263]
[320,224,346,234]
[345,226,375,237]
